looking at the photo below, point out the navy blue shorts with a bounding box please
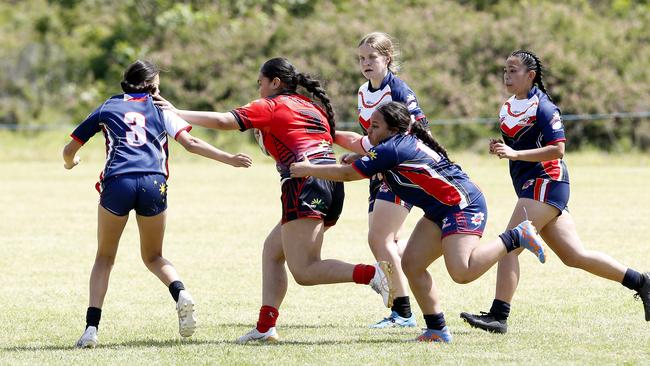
[368,180,413,213]
[518,178,569,213]
[281,175,344,227]
[100,173,168,217]
[424,194,488,239]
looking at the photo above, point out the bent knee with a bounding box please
[290,271,318,286]
[448,270,473,285]
[141,254,163,266]
[559,252,585,269]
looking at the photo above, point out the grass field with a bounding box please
[1,134,649,365]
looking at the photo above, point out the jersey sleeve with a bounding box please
[392,81,427,124]
[360,135,373,153]
[352,142,398,178]
[231,98,274,132]
[162,110,192,140]
[537,101,566,146]
[70,105,103,144]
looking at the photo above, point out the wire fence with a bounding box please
[1,111,649,131]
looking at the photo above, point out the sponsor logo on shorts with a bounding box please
[471,212,485,226]
[441,217,451,230]
[522,179,535,190]
[309,198,326,211]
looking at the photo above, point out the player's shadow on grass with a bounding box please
[2,339,228,352]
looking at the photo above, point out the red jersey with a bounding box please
[231,94,335,178]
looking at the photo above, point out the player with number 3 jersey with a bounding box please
[63,60,252,348]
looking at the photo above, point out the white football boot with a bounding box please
[236,327,279,344]
[75,326,98,348]
[176,290,197,337]
[368,261,395,308]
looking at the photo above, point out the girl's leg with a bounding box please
[77,205,128,348]
[400,217,451,342]
[281,218,357,285]
[89,205,128,309]
[136,211,195,337]
[262,222,287,309]
[368,200,414,326]
[460,198,563,333]
[543,211,649,318]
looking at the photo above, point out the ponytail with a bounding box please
[376,102,451,161]
[295,73,336,137]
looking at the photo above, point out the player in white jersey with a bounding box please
[335,32,428,328]
[63,60,252,348]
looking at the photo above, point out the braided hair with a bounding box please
[120,60,159,95]
[510,50,552,101]
[376,102,450,161]
[260,57,336,138]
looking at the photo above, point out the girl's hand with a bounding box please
[340,152,361,165]
[290,156,312,178]
[488,138,503,155]
[64,155,80,170]
[153,95,178,113]
[229,153,253,168]
[492,142,519,160]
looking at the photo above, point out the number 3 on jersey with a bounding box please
[124,112,147,146]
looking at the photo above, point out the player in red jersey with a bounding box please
[63,60,252,348]
[155,57,395,343]
[460,50,649,334]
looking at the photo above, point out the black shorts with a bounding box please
[281,176,344,227]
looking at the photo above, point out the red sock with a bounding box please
[353,264,376,285]
[256,305,279,333]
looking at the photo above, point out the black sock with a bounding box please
[86,307,102,329]
[622,268,643,291]
[391,296,412,318]
[169,280,185,302]
[499,229,520,252]
[489,299,511,321]
[423,312,446,331]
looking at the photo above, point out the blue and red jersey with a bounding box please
[352,134,483,219]
[499,86,569,192]
[357,72,426,132]
[232,93,336,179]
[71,93,191,182]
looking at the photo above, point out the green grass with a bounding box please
[1,132,649,365]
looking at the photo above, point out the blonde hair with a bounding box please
[358,32,400,73]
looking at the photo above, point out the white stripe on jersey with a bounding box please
[539,179,549,202]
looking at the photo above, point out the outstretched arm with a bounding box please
[334,130,368,155]
[62,139,83,169]
[154,95,240,130]
[290,158,365,182]
[176,130,252,167]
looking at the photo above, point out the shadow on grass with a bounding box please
[3,323,460,352]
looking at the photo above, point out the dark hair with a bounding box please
[260,57,336,138]
[510,50,552,101]
[376,102,450,161]
[120,60,159,94]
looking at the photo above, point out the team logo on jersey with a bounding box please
[522,179,535,190]
[471,212,485,226]
[367,150,378,160]
[309,198,326,211]
[551,112,563,130]
[441,217,451,230]
[406,94,418,111]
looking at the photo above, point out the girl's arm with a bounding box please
[62,139,83,169]
[492,141,565,162]
[334,130,367,155]
[290,158,365,182]
[154,95,240,130]
[176,130,252,167]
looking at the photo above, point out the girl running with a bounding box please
[63,60,252,348]
[155,57,394,343]
[460,50,649,334]
[290,101,547,342]
[335,32,427,328]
